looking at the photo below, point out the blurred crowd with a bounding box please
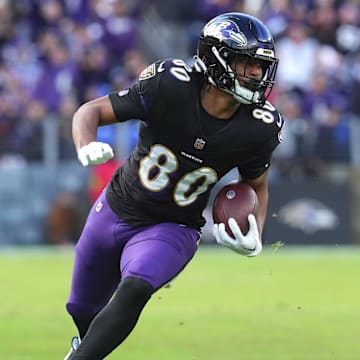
[0,0,360,180]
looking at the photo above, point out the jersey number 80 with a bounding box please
[139,144,218,207]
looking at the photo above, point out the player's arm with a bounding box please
[242,168,269,238]
[72,96,117,166]
[73,79,147,166]
[213,168,270,258]
[72,95,117,152]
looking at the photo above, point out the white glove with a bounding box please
[77,141,114,166]
[213,214,262,257]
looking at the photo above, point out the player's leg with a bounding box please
[65,191,126,339]
[67,277,154,360]
[121,222,201,290]
[67,222,200,360]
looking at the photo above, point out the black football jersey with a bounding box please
[106,58,284,229]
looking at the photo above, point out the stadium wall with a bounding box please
[0,164,356,247]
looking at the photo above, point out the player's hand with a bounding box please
[213,214,262,257]
[77,141,114,166]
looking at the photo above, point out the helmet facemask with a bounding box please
[195,44,278,106]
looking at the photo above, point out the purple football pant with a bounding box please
[66,190,200,321]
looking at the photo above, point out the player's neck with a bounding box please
[200,84,241,120]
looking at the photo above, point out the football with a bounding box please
[212,181,259,235]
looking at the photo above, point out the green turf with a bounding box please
[0,246,359,360]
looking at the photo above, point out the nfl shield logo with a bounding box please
[95,201,103,213]
[194,138,206,150]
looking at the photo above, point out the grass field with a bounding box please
[0,246,359,360]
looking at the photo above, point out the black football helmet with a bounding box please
[194,12,278,106]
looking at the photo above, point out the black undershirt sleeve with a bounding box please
[108,85,146,123]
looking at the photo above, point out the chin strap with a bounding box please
[232,80,261,104]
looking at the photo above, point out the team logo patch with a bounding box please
[204,20,247,47]
[139,64,156,80]
[193,138,206,150]
[118,89,129,97]
[95,201,103,213]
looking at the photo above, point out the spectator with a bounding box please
[309,0,337,46]
[262,0,293,39]
[272,91,318,179]
[303,72,350,164]
[32,35,78,112]
[276,21,319,93]
[76,43,110,103]
[9,100,47,161]
[87,0,139,63]
[47,191,82,245]
[335,0,360,54]
[0,0,357,173]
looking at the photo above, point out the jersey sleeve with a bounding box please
[239,110,284,179]
[108,86,146,122]
[109,59,184,124]
[136,58,194,123]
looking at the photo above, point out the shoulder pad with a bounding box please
[252,101,284,129]
[139,58,193,83]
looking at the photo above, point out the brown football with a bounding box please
[212,181,259,235]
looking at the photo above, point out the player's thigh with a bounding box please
[120,223,200,290]
[67,191,124,311]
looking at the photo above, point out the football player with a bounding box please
[65,12,283,359]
